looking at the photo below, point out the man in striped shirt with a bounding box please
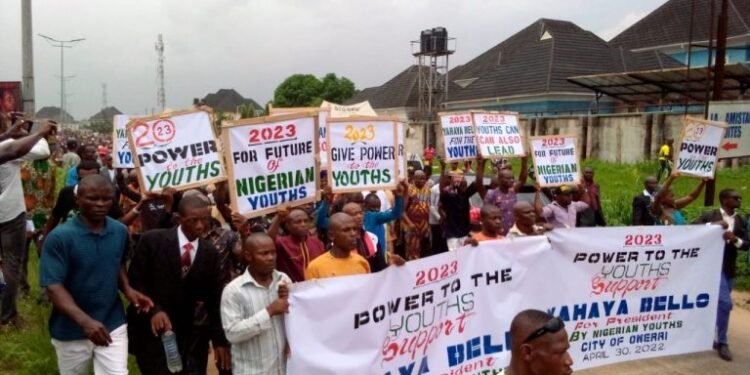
[221,233,291,375]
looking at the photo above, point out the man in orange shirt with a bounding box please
[305,213,370,280]
[467,205,505,246]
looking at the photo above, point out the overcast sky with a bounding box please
[0,0,667,120]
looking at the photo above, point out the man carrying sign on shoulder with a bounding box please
[478,156,529,236]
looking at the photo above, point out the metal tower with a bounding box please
[102,83,107,109]
[155,34,166,112]
[411,28,455,148]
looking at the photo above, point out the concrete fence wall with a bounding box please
[519,112,704,163]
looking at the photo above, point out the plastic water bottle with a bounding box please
[161,330,183,373]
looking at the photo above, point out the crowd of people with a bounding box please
[0,110,747,374]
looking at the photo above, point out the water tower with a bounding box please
[411,27,455,148]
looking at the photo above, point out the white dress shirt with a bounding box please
[429,183,442,225]
[221,269,291,375]
[720,208,744,248]
[177,225,199,264]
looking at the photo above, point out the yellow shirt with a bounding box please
[658,144,671,160]
[304,252,371,280]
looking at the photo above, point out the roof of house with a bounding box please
[36,106,75,122]
[345,65,421,108]
[609,0,750,50]
[446,18,682,102]
[88,106,122,121]
[201,89,263,113]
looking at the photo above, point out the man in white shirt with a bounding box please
[221,233,290,375]
[0,117,50,327]
[428,180,448,254]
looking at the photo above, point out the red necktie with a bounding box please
[181,243,193,276]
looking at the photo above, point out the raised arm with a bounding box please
[533,183,544,218]
[513,156,529,192]
[475,156,487,198]
[651,175,675,218]
[268,207,291,240]
[373,181,408,224]
[674,178,707,209]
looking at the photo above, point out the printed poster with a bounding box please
[223,113,319,217]
[327,117,399,192]
[127,109,226,192]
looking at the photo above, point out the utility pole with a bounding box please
[38,34,84,123]
[21,0,35,114]
[155,34,166,112]
[102,83,108,109]
[704,0,728,207]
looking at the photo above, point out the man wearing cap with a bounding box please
[533,183,590,229]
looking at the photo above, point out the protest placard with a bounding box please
[321,100,377,117]
[222,112,319,218]
[327,116,399,192]
[674,116,727,178]
[270,107,329,168]
[112,114,134,168]
[396,121,407,179]
[472,111,526,158]
[438,111,478,162]
[529,135,581,187]
[287,225,723,374]
[127,109,226,192]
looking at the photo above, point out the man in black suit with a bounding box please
[127,194,230,374]
[692,189,749,362]
[631,176,659,226]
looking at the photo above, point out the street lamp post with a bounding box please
[38,34,84,123]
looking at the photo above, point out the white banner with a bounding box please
[675,117,726,178]
[709,100,750,158]
[112,114,134,168]
[223,113,319,218]
[127,109,226,192]
[286,226,723,374]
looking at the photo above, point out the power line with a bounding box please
[38,34,84,123]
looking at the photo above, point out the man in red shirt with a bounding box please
[269,207,325,282]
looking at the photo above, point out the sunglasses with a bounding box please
[523,317,565,343]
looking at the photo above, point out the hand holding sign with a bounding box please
[674,117,727,178]
[223,112,319,218]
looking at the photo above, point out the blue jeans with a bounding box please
[716,273,733,345]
